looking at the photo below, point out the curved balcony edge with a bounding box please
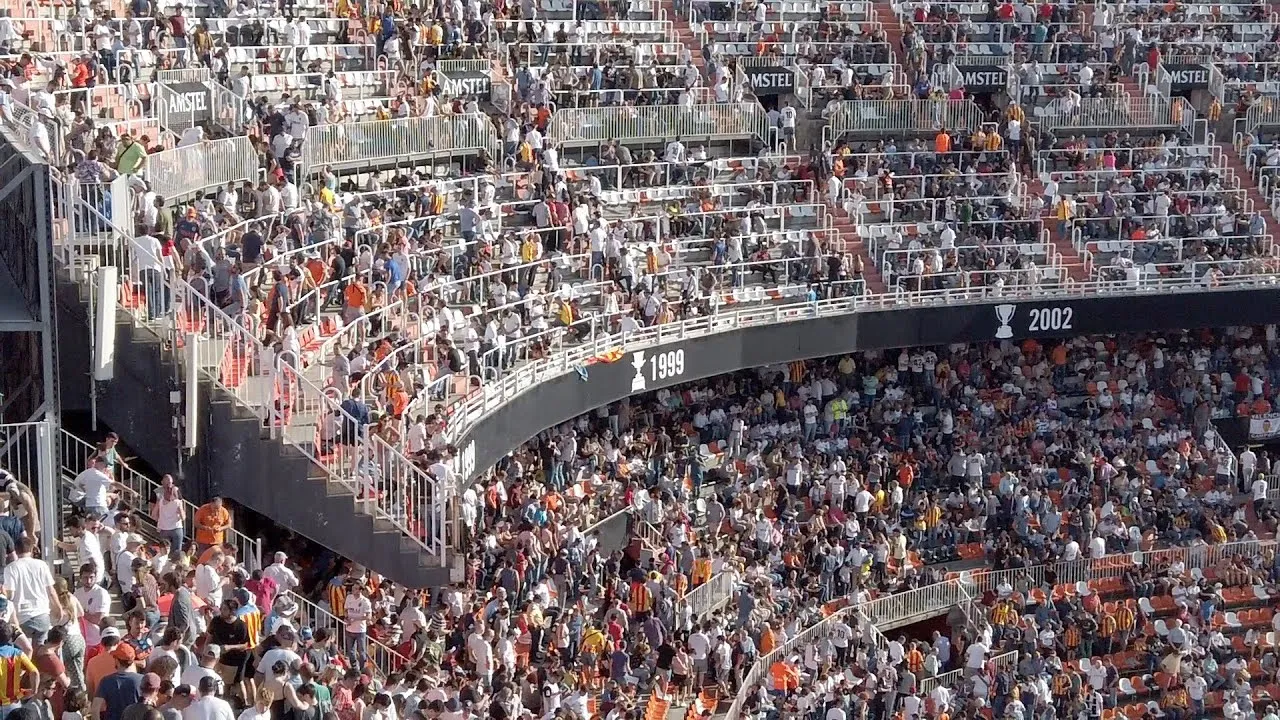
[444,280,1280,484]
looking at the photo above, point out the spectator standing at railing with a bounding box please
[192,499,232,557]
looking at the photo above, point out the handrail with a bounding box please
[59,430,264,570]
[724,540,1275,718]
[291,592,409,675]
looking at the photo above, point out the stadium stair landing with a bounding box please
[828,204,888,294]
[659,0,709,80]
[873,2,909,72]
[1023,176,1092,283]
[1220,141,1272,233]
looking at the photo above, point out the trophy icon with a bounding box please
[994,304,1017,340]
[630,351,647,392]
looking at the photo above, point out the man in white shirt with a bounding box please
[74,561,111,646]
[1241,446,1258,486]
[255,626,302,679]
[75,456,132,520]
[262,552,300,593]
[779,102,797,142]
[3,537,63,643]
[344,583,373,668]
[1253,475,1270,513]
[184,676,236,720]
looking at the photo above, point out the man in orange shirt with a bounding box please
[85,627,124,697]
[934,129,952,154]
[193,497,232,553]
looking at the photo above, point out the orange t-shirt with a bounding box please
[344,283,368,309]
[193,504,230,545]
[935,132,951,153]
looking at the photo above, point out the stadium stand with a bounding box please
[11,1,1280,720]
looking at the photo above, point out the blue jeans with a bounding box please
[161,527,184,559]
[143,269,169,320]
[347,631,368,668]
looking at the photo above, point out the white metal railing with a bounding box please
[292,593,408,675]
[679,571,737,621]
[1246,99,1280,135]
[145,136,260,201]
[438,269,1280,496]
[52,177,451,566]
[209,82,252,134]
[824,99,986,140]
[918,649,1019,695]
[0,421,59,562]
[59,430,263,570]
[156,67,211,84]
[961,538,1276,596]
[546,103,770,145]
[723,579,975,719]
[300,114,501,172]
[1040,95,1176,131]
[726,539,1275,718]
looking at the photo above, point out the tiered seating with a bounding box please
[1045,134,1275,284]
[974,550,1280,720]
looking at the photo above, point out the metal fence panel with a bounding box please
[546,103,769,144]
[1246,99,1280,134]
[826,99,986,137]
[301,114,501,172]
[1040,96,1174,131]
[145,136,259,201]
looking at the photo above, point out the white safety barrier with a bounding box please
[724,579,977,719]
[825,99,986,139]
[59,430,263,569]
[145,136,260,201]
[919,650,1019,695]
[679,571,739,621]
[1039,95,1176,131]
[300,114,502,171]
[546,103,770,145]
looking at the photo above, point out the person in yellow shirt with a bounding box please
[1055,194,1075,238]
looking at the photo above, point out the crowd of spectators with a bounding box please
[16,324,1277,720]
[12,1,1280,720]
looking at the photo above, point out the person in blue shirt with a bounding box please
[91,643,142,720]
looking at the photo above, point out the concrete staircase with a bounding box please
[829,205,887,293]
[1118,75,1145,100]
[658,0,708,80]
[872,2,910,76]
[1221,141,1272,230]
[1021,175,1092,283]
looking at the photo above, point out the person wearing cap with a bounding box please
[178,644,218,692]
[205,600,250,702]
[254,626,300,684]
[264,595,297,638]
[158,683,192,720]
[91,642,142,720]
[261,554,298,596]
